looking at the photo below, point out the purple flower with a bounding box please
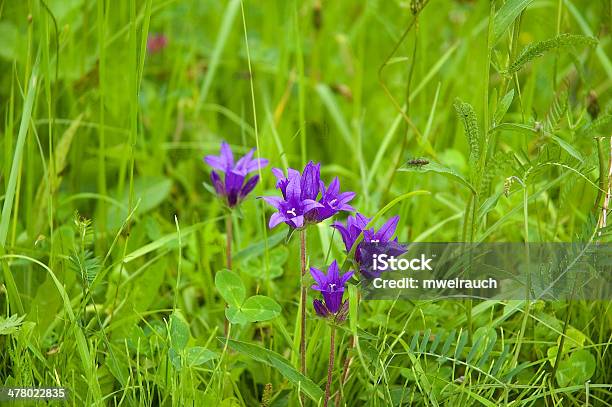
[264,161,355,228]
[331,213,371,255]
[310,260,353,318]
[332,213,406,278]
[204,141,268,208]
[262,169,323,229]
[315,177,356,221]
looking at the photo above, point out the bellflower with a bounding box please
[332,213,406,278]
[262,168,323,229]
[204,141,268,208]
[264,161,355,228]
[315,177,356,221]
[310,260,353,321]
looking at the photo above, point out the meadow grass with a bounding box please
[1,0,612,405]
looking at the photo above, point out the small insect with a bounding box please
[407,158,430,167]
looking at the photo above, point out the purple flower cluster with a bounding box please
[262,162,355,229]
[204,142,268,208]
[204,142,405,323]
[310,261,352,321]
[333,213,406,278]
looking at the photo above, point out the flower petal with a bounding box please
[355,213,371,229]
[326,177,340,196]
[245,158,269,173]
[322,290,343,314]
[340,270,354,285]
[327,260,340,281]
[220,142,234,167]
[235,148,255,172]
[272,168,286,182]
[377,216,400,241]
[301,161,321,200]
[313,299,330,317]
[285,171,302,202]
[261,196,283,209]
[337,191,356,203]
[302,199,324,213]
[204,155,227,172]
[268,212,286,228]
[210,171,224,194]
[290,215,304,229]
[331,222,354,253]
[240,175,259,198]
[339,203,355,212]
[309,267,327,288]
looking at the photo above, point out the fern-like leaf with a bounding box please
[408,328,511,384]
[69,249,101,287]
[544,89,568,133]
[507,34,597,74]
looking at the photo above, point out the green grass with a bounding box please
[1,0,612,405]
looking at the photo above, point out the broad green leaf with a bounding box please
[186,347,218,366]
[556,349,596,386]
[399,162,475,193]
[240,295,281,322]
[130,176,173,213]
[170,311,190,351]
[215,269,246,307]
[223,339,324,403]
[0,314,25,335]
[169,347,182,369]
[105,352,129,386]
[492,0,534,46]
[105,348,129,386]
[564,327,588,348]
[226,305,249,325]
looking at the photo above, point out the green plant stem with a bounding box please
[224,213,232,337]
[513,180,531,367]
[226,213,233,270]
[461,193,474,344]
[300,228,307,379]
[324,325,336,407]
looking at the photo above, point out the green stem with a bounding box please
[300,228,307,377]
[324,325,336,407]
[513,180,531,367]
[225,214,233,270]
